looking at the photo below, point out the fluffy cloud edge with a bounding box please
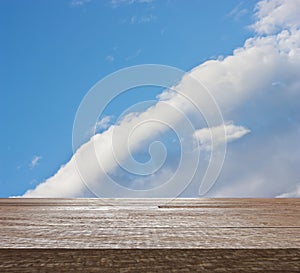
[276,184,300,197]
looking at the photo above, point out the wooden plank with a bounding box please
[0,198,299,248]
[0,198,299,271]
[1,226,299,248]
[0,249,299,273]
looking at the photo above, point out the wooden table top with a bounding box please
[1,198,299,248]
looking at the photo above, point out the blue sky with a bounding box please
[1,0,299,198]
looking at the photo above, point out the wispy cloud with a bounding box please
[160,27,166,36]
[130,14,156,24]
[29,155,42,169]
[110,0,154,8]
[70,0,91,7]
[95,116,114,132]
[105,55,115,63]
[121,14,157,24]
[194,123,250,151]
[226,2,248,21]
[125,48,142,61]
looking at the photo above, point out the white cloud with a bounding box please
[252,0,300,34]
[125,48,142,61]
[111,0,154,8]
[21,0,300,198]
[194,123,250,151]
[129,14,156,24]
[95,116,114,131]
[23,159,87,197]
[227,2,248,21]
[29,155,42,169]
[105,55,115,63]
[276,184,300,197]
[70,0,91,7]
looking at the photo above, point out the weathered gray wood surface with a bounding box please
[0,198,299,248]
[0,198,299,272]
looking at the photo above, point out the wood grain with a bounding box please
[0,198,299,272]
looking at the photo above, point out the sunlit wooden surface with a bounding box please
[0,198,299,272]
